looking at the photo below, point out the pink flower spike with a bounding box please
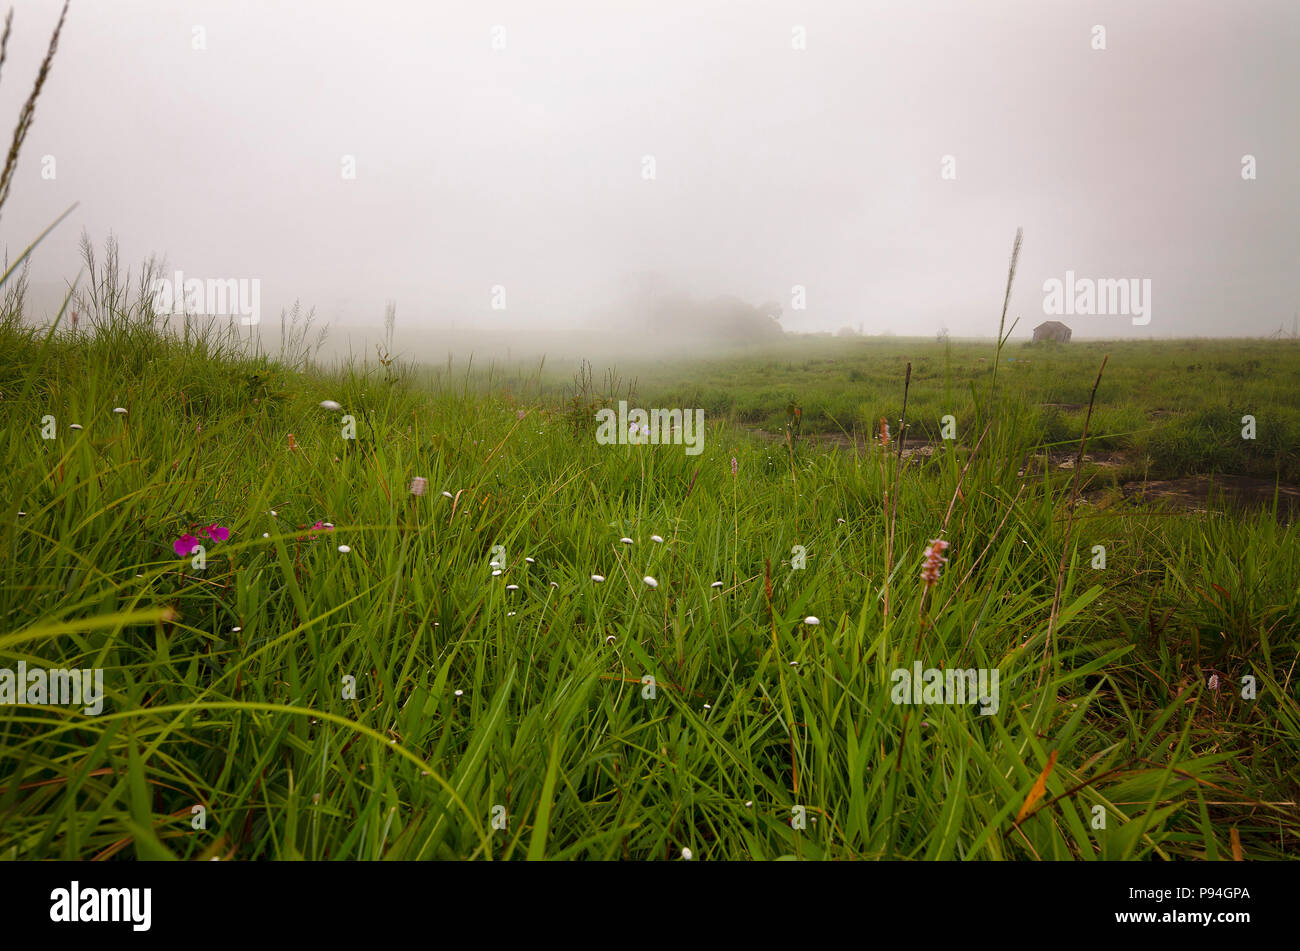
[920,538,950,586]
[173,534,200,557]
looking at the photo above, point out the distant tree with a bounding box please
[643,293,783,342]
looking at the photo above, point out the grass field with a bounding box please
[2,0,1297,877]
[423,333,1300,487]
[2,254,1297,861]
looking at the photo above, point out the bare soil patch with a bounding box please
[1113,475,1300,515]
[748,430,1297,515]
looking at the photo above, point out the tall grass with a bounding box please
[1,243,1295,859]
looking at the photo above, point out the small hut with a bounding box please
[1032,320,1072,343]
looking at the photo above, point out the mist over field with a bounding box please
[4,0,1299,361]
[2,0,1300,884]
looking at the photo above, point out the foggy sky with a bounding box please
[2,0,1297,341]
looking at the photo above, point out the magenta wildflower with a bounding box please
[174,523,229,556]
[310,521,334,532]
[920,538,950,586]
[201,524,230,542]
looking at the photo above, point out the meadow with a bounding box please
[423,332,1300,487]
[1,252,1297,860]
